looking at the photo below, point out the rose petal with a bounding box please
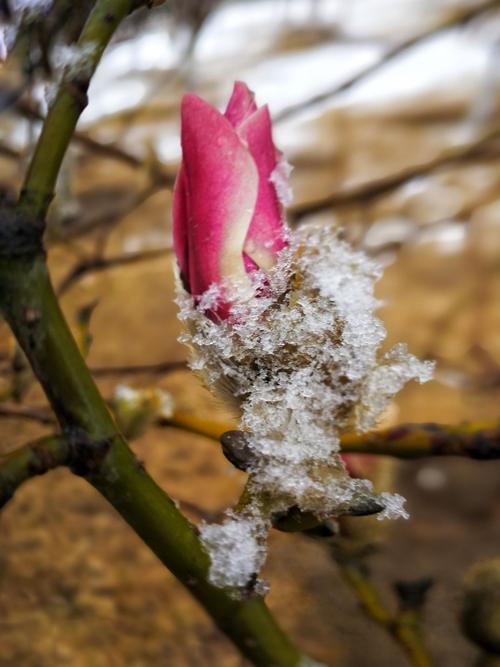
[224,81,258,129]
[179,93,259,302]
[237,105,288,270]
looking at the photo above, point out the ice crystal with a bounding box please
[176,223,433,591]
[10,0,52,14]
[270,156,294,208]
[377,492,409,521]
[199,514,268,591]
[52,42,97,79]
[1,0,52,58]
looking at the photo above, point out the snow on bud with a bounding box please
[173,83,434,594]
[172,81,289,320]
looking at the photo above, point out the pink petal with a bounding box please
[224,81,258,129]
[179,93,258,303]
[342,454,377,478]
[237,105,288,270]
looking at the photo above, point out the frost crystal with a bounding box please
[270,156,294,208]
[176,224,433,591]
[10,0,52,14]
[200,515,268,591]
[52,42,97,79]
[1,0,53,58]
[377,492,409,521]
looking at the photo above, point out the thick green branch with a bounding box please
[0,255,307,666]
[1,0,310,656]
[18,0,138,220]
[0,435,68,508]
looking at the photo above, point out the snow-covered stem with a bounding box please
[179,226,432,589]
[168,414,500,461]
[0,252,309,667]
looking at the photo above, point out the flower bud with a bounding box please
[172,81,289,319]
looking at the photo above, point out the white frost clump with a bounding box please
[177,224,433,592]
[10,0,52,15]
[270,156,294,208]
[377,492,409,521]
[199,514,268,591]
[1,0,53,59]
[52,42,97,79]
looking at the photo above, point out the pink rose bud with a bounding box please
[172,81,289,320]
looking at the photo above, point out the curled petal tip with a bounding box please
[225,81,258,128]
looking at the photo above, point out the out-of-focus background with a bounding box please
[1,1,500,665]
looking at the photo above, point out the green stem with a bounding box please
[335,556,435,667]
[0,254,307,667]
[0,435,68,508]
[18,0,138,220]
[1,0,315,660]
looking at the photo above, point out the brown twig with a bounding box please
[167,413,500,460]
[57,246,172,295]
[15,96,175,181]
[62,180,166,241]
[289,127,500,222]
[91,359,186,377]
[275,0,500,123]
[0,404,55,425]
[332,549,436,667]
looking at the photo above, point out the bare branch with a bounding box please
[289,127,500,222]
[0,435,68,508]
[57,247,172,295]
[167,413,500,460]
[275,0,500,124]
